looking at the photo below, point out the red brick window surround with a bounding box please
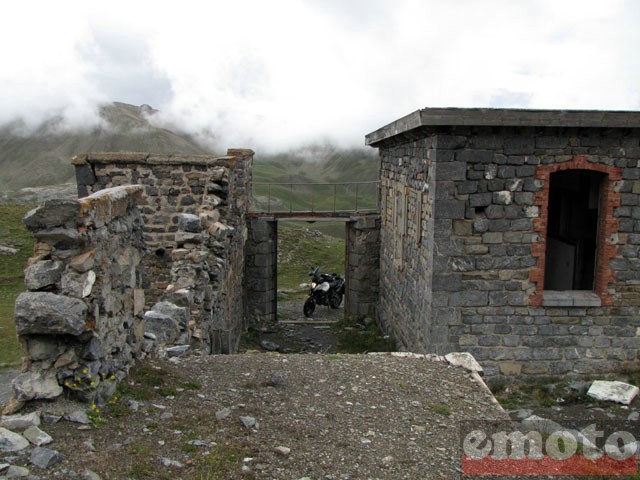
[530,156,622,307]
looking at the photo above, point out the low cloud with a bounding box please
[1,0,639,151]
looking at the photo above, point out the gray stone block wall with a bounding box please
[345,215,381,318]
[244,219,277,325]
[377,137,436,351]
[73,150,253,354]
[14,186,145,404]
[376,125,640,378]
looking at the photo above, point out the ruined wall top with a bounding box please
[366,108,640,147]
[72,149,255,167]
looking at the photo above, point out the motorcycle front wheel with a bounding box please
[329,291,343,309]
[303,297,316,317]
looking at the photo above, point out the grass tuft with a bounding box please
[332,315,395,354]
[429,402,452,416]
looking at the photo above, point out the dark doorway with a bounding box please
[544,169,604,290]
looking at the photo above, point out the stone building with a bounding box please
[366,108,640,377]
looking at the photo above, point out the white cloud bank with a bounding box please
[0,0,638,150]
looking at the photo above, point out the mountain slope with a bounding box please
[0,103,380,196]
[252,145,379,212]
[0,102,213,190]
[253,144,379,184]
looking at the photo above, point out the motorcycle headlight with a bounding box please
[311,282,317,289]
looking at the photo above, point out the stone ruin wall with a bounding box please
[9,150,253,407]
[73,150,253,355]
[12,186,146,406]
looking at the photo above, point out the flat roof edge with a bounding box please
[365,107,640,146]
[365,110,423,146]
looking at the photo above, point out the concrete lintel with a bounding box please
[542,290,602,308]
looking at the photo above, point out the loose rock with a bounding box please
[215,408,231,420]
[274,446,291,456]
[65,410,90,424]
[82,469,102,480]
[166,345,190,358]
[80,470,102,480]
[23,425,53,446]
[587,380,640,405]
[0,427,29,452]
[444,352,483,374]
[6,465,30,478]
[41,414,61,425]
[1,411,41,431]
[30,446,64,469]
[0,245,18,255]
[161,457,184,468]
[240,416,257,428]
[270,373,286,386]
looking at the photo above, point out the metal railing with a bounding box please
[251,181,379,215]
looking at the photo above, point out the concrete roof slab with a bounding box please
[366,107,640,146]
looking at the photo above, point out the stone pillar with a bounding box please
[345,214,381,318]
[244,218,277,325]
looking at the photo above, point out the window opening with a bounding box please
[544,169,603,290]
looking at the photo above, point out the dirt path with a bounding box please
[241,300,343,354]
[15,353,505,479]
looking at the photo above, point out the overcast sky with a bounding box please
[1,0,639,151]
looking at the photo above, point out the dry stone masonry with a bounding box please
[13,186,145,405]
[73,150,253,354]
[367,107,640,378]
[9,149,254,410]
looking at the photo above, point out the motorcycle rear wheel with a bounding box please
[303,298,316,317]
[329,291,343,309]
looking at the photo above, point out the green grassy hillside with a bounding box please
[277,221,346,300]
[0,204,33,367]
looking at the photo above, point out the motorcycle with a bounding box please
[303,266,345,317]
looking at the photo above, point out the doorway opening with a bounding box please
[276,220,347,319]
[544,169,604,291]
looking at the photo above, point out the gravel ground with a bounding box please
[6,301,634,478]
[6,353,506,479]
[244,301,342,354]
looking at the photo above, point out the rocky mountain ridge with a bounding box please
[0,102,213,191]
